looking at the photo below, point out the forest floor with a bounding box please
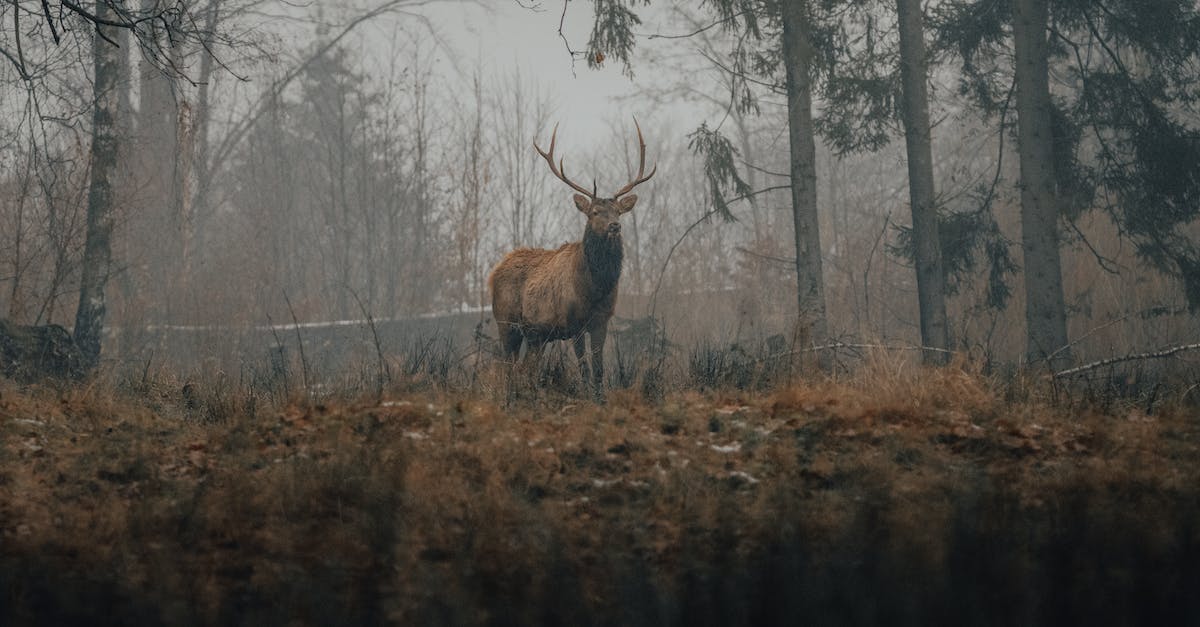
[2,363,1200,626]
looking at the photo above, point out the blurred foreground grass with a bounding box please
[2,363,1199,626]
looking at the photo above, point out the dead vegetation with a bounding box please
[1,358,1199,625]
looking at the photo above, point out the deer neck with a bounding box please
[582,227,623,298]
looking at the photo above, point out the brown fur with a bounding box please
[490,195,636,402]
[495,120,655,402]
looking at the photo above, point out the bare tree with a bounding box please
[73,1,124,370]
[490,67,556,250]
[452,73,488,311]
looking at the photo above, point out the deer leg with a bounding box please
[589,324,607,404]
[522,336,547,388]
[498,322,523,362]
[573,333,590,390]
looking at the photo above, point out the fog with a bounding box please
[8,4,1200,623]
[1,0,1197,382]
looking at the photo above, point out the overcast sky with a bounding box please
[395,0,695,143]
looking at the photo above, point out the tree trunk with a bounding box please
[191,0,225,274]
[1012,0,1071,368]
[779,0,829,349]
[137,0,180,323]
[74,2,123,371]
[896,0,950,364]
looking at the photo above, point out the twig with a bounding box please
[553,0,583,75]
[1053,343,1200,378]
[346,286,391,400]
[1068,220,1122,274]
[735,246,795,266]
[264,312,291,396]
[974,78,1015,217]
[756,341,956,363]
[739,160,789,179]
[645,9,748,40]
[862,211,892,321]
[282,291,310,399]
[648,185,789,317]
[41,0,61,44]
[1046,310,1137,362]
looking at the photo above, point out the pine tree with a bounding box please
[895,0,950,363]
[586,0,964,360]
[1011,0,1071,367]
[936,0,1200,366]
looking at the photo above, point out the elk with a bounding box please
[489,120,656,403]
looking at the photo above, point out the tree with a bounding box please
[73,1,124,370]
[1,2,230,83]
[1011,0,1070,367]
[895,0,950,363]
[582,0,969,360]
[582,0,833,349]
[1,0,251,371]
[778,0,828,346]
[490,68,556,251]
[768,0,955,361]
[936,0,1200,367]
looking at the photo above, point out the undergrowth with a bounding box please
[1,356,1199,625]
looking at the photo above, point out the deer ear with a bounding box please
[573,194,591,214]
[618,194,638,213]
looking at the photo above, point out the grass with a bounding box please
[2,356,1199,626]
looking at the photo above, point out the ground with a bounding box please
[1,364,1199,625]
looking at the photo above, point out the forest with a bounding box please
[1,0,1199,625]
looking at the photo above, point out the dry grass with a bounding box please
[2,363,1199,626]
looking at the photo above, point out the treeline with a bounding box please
[592,0,1200,368]
[0,0,1198,375]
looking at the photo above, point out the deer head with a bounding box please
[535,119,657,240]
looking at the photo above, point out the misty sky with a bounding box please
[395,0,695,142]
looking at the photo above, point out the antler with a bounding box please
[612,117,658,199]
[534,123,597,199]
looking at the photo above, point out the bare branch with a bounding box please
[1054,344,1200,378]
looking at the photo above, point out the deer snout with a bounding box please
[607,222,621,235]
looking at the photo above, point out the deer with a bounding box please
[488,120,656,403]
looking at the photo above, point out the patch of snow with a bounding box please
[142,306,495,334]
[711,443,742,454]
[729,471,760,484]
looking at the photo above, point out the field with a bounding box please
[2,357,1200,626]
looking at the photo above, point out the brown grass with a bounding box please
[2,365,1199,626]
